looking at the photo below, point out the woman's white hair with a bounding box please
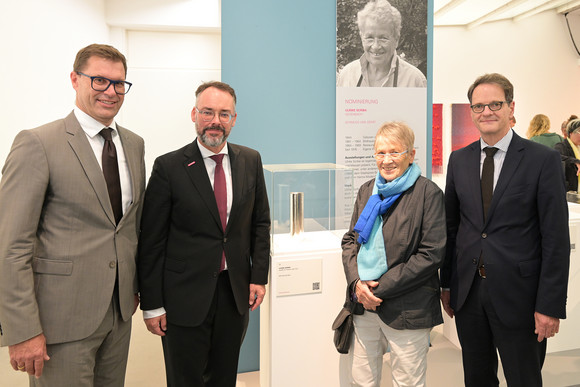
[374,121,415,152]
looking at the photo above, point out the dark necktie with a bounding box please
[99,128,123,225]
[210,154,227,271]
[481,146,499,222]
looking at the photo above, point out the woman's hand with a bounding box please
[356,280,383,311]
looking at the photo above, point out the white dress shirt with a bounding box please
[74,107,133,214]
[480,129,513,192]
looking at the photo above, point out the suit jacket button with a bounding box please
[223,237,227,243]
[109,261,116,268]
[481,233,487,238]
[472,258,478,264]
[213,272,218,278]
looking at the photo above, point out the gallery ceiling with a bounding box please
[434,0,580,28]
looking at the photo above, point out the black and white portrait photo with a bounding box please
[336,0,427,87]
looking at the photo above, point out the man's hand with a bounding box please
[144,314,167,336]
[356,280,382,311]
[440,290,454,318]
[249,284,266,311]
[9,333,50,378]
[534,311,560,342]
[133,293,140,315]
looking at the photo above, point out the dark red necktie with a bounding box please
[210,154,227,271]
[99,128,123,225]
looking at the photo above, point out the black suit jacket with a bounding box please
[137,140,270,327]
[554,139,579,192]
[440,132,570,329]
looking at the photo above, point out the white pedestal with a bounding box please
[548,207,580,352]
[260,230,347,387]
[442,204,580,353]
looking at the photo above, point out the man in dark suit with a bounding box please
[137,81,270,386]
[0,44,145,386]
[440,73,570,387]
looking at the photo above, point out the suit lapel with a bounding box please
[117,125,141,225]
[183,140,223,230]
[64,112,116,225]
[486,133,525,224]
[227,143,245,232]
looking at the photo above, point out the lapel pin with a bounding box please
[188,161,196,166]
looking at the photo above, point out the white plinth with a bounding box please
[260,230,347,387]
[548,208,580,352]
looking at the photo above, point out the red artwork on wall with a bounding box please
[432,104,443,174]
[451,103,480,151]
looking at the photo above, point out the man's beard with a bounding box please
[199,125,227,148]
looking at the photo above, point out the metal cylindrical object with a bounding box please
[290,192,304,236]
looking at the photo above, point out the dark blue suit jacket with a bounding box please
[441,131,570,329]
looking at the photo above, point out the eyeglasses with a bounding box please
[76,72,132,95]
[373,150,408,161]
[470,101,508,114]
[195,108,236,124]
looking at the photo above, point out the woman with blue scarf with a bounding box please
[341,122,445,387]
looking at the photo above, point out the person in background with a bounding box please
[337,0,426,87]
[555,118,580,192]
[0,43,145,386]
[441,73,569,387]
[137,81,271,387]
[561,115,578,139]
[342,122,445,386]
[527,114,563,148]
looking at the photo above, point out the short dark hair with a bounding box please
[467,73,514,104]
[73,44,128,76]
[195,81,237,106]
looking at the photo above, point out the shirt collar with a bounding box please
[480,128,513,153]
[359,51,398,82]
[73,107,118,139]
[197,140,229,159]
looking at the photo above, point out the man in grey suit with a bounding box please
[0,44,145,386]
[138,81,270,386]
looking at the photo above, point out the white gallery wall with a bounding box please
[432,10,580,184]
[0,0,108,168]
[0,0,221,175]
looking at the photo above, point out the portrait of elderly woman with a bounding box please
[341,122,445,386]
[337,0,427,87]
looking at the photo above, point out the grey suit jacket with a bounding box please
[0,112,145,346]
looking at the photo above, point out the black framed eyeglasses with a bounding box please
[195,107,236,123]
[470,101,508,114]
[77,72,132,95]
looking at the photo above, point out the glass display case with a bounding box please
[263,163,354,254]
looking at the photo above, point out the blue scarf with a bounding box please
[354,163,421,280]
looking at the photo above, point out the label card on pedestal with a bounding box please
[276,258,322,297]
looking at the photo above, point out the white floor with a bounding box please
[2,314,580,386]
